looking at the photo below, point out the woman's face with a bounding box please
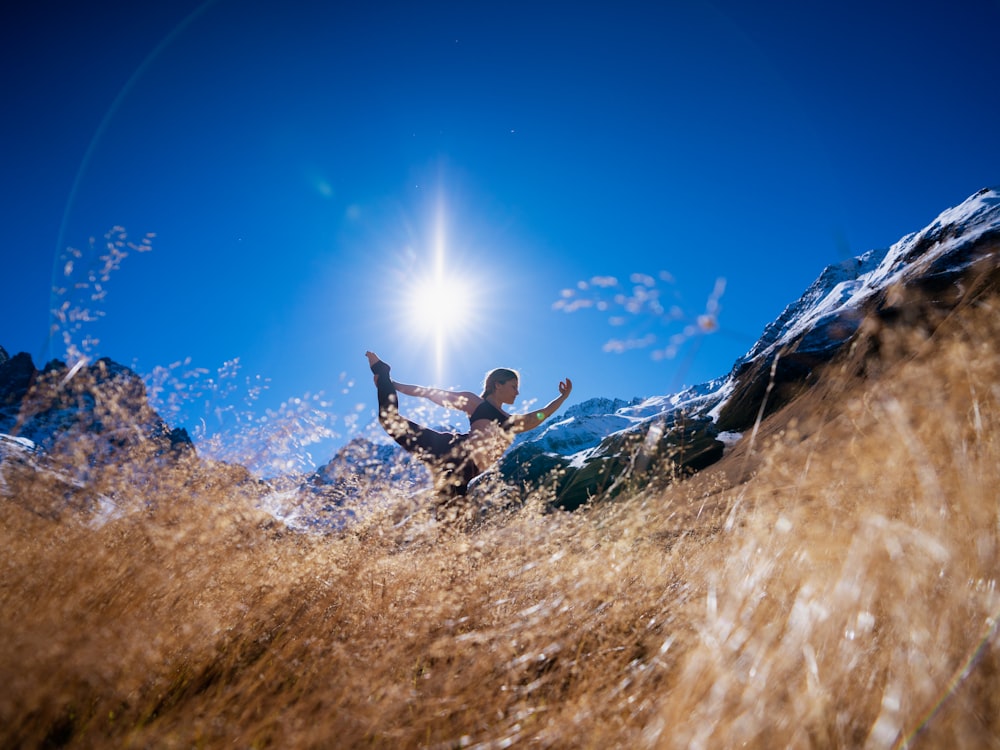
[494,377,519,405]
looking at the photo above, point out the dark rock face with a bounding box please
[0,351,202,521]
[497,413,724,511]
[0,352,36,418]
[716,189,1000,433]
[0,352,193,466]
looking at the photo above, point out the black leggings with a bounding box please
[371,360,480,496]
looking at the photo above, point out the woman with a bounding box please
[366,351,572,497]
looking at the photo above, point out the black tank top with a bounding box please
[470,399,510,427]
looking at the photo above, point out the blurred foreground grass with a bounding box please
[2,295,999,749]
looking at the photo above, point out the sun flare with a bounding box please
[390,192,490,380]
[407,273,475,338]
[404,269,479,384]
[374,186,505,383]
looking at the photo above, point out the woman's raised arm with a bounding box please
[392,381,481,415]
[506,378,573,434]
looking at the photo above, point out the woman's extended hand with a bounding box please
[559,378,573,398]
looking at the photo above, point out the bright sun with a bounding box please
[395,192,485,380]
[402,256,481,380]
[409,274,474,334]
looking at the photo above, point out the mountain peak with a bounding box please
[0,351,192,459]
[497,187,1000,506]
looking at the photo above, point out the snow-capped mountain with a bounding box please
[511,397,644,455]
[495,186,1000,508]
[713,185,1000,431]
[0,352,192,457]
[0,352,195,523]
[736,186,1000,372]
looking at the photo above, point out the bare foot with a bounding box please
[366,351,391,384]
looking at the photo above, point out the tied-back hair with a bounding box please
[481,368,519,398]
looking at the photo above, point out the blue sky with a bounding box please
[3,0,999,469]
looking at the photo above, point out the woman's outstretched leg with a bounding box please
[366,351,415,448]
[366,351,457,458]
[366,351,397,418]
[365,351,478,497]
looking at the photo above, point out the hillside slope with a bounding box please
[2,280,999,749]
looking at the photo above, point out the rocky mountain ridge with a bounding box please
[494,186,1000,508]
[0,352,191,455]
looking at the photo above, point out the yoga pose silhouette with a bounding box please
[366,351,572,497]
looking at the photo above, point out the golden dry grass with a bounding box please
[2,295,999,749]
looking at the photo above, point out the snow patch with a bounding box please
[0,433,38,453]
